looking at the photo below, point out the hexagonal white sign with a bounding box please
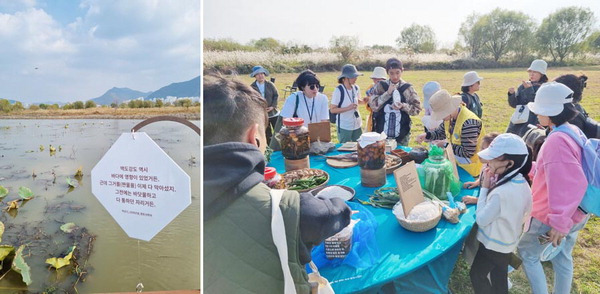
[91,132,191,241]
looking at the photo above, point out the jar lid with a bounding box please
[264,167,277,180]
[283,117,304,127]
[358,132,386,148]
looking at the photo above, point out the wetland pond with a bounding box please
[0,119,200,293]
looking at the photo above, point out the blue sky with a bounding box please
[0,0,200,103]
[204,0,600,49]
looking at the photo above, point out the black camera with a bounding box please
[354,111,359,118]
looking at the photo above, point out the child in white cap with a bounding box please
[469,133,533,294]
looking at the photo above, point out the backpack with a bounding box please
[373,82,412,139]
[552,124,600,215]
[329,85,358,124]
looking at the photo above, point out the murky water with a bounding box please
[0,119,200,292]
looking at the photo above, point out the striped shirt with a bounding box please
[426,117,482,159]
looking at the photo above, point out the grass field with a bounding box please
[237,66,600,293]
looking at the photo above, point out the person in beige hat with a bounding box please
[330,64,364,142]
[506,59,549,137]
[364,67,388,132]
[415,89,484,177]
[460,71,483,119]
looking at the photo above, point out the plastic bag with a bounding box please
[309,202,380,270]
[310,141,336,155]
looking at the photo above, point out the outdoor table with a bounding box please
[268,147,479,293]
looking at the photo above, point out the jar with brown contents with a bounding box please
[357,139,386,169]
[279,118,310,160]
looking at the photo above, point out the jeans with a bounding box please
[517,215,589,294]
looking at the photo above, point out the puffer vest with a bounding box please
[204,183,310,293]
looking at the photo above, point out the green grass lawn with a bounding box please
[237,66,600,293]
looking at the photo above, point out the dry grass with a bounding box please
[235,66,600,293]
[0,106,200,120]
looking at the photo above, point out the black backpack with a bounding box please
[330,85,358,124]
[372,81,412,139]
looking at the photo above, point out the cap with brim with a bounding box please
[526,82,573,116]
[250,66,270,77]
[338,64,363,80]
[478,133,528,161]
[430,90,463,121]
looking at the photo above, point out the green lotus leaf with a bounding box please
[12,245,32,285]
[0,221,4,242]
[0,186,8,199]
[18,187,34,200]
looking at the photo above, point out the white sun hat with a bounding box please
[370,67,387,79]
[527,59,548,75]
[462,71,483,87]
[527,82,573,116]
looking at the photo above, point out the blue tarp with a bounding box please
[269,147,480,294]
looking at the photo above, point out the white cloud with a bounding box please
[0,0,200,103]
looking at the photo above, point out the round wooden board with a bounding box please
[326,158,358,168]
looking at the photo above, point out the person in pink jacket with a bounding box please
[517,82,590,294]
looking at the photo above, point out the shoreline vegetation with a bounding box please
[0,106,200,120]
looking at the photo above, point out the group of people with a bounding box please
[204,58,597,294]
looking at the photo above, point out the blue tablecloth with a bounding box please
[269,148,480,294]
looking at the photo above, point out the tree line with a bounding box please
[0,99,199,113]
[205,6,599,64]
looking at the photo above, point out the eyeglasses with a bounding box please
[308,84,320,90]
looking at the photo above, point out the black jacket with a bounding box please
[203,142,351,263]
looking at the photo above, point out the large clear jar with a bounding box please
[421,148,455,200]
[357,133,386,170]
[279,118,310,160]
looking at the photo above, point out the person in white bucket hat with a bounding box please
[331,64,364,142]
[518,81,591,294]
[364,66,388,132]
[469,133,532,294]
[506,59,549,137]
[415,89,484,177]
[460,71,484,118]
[250,65,279,144]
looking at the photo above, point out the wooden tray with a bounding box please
[337,142,357,152]
[326,158,358,168]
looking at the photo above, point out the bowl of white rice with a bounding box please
[310,185,355,201]
[392,199,442,232]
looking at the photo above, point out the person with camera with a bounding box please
[506,60,549,137]
[330,64,363,143]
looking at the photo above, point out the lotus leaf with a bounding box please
[0,245,14,261]
[60,223,77,233]
[5,199,19,211]
[66,178,78,188]
[0,221,3,242]
[46,246,76,269]
[18,186,34,200]
[12,245,32,285]
[0,186,7,199]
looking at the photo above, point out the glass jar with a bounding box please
[279,118,310,160]
[357,133,386,170]
[421,154,455,200]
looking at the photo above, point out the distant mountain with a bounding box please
[145,76,200,100]
[91,87,151,105]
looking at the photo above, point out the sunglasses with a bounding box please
[307,84,320,90]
